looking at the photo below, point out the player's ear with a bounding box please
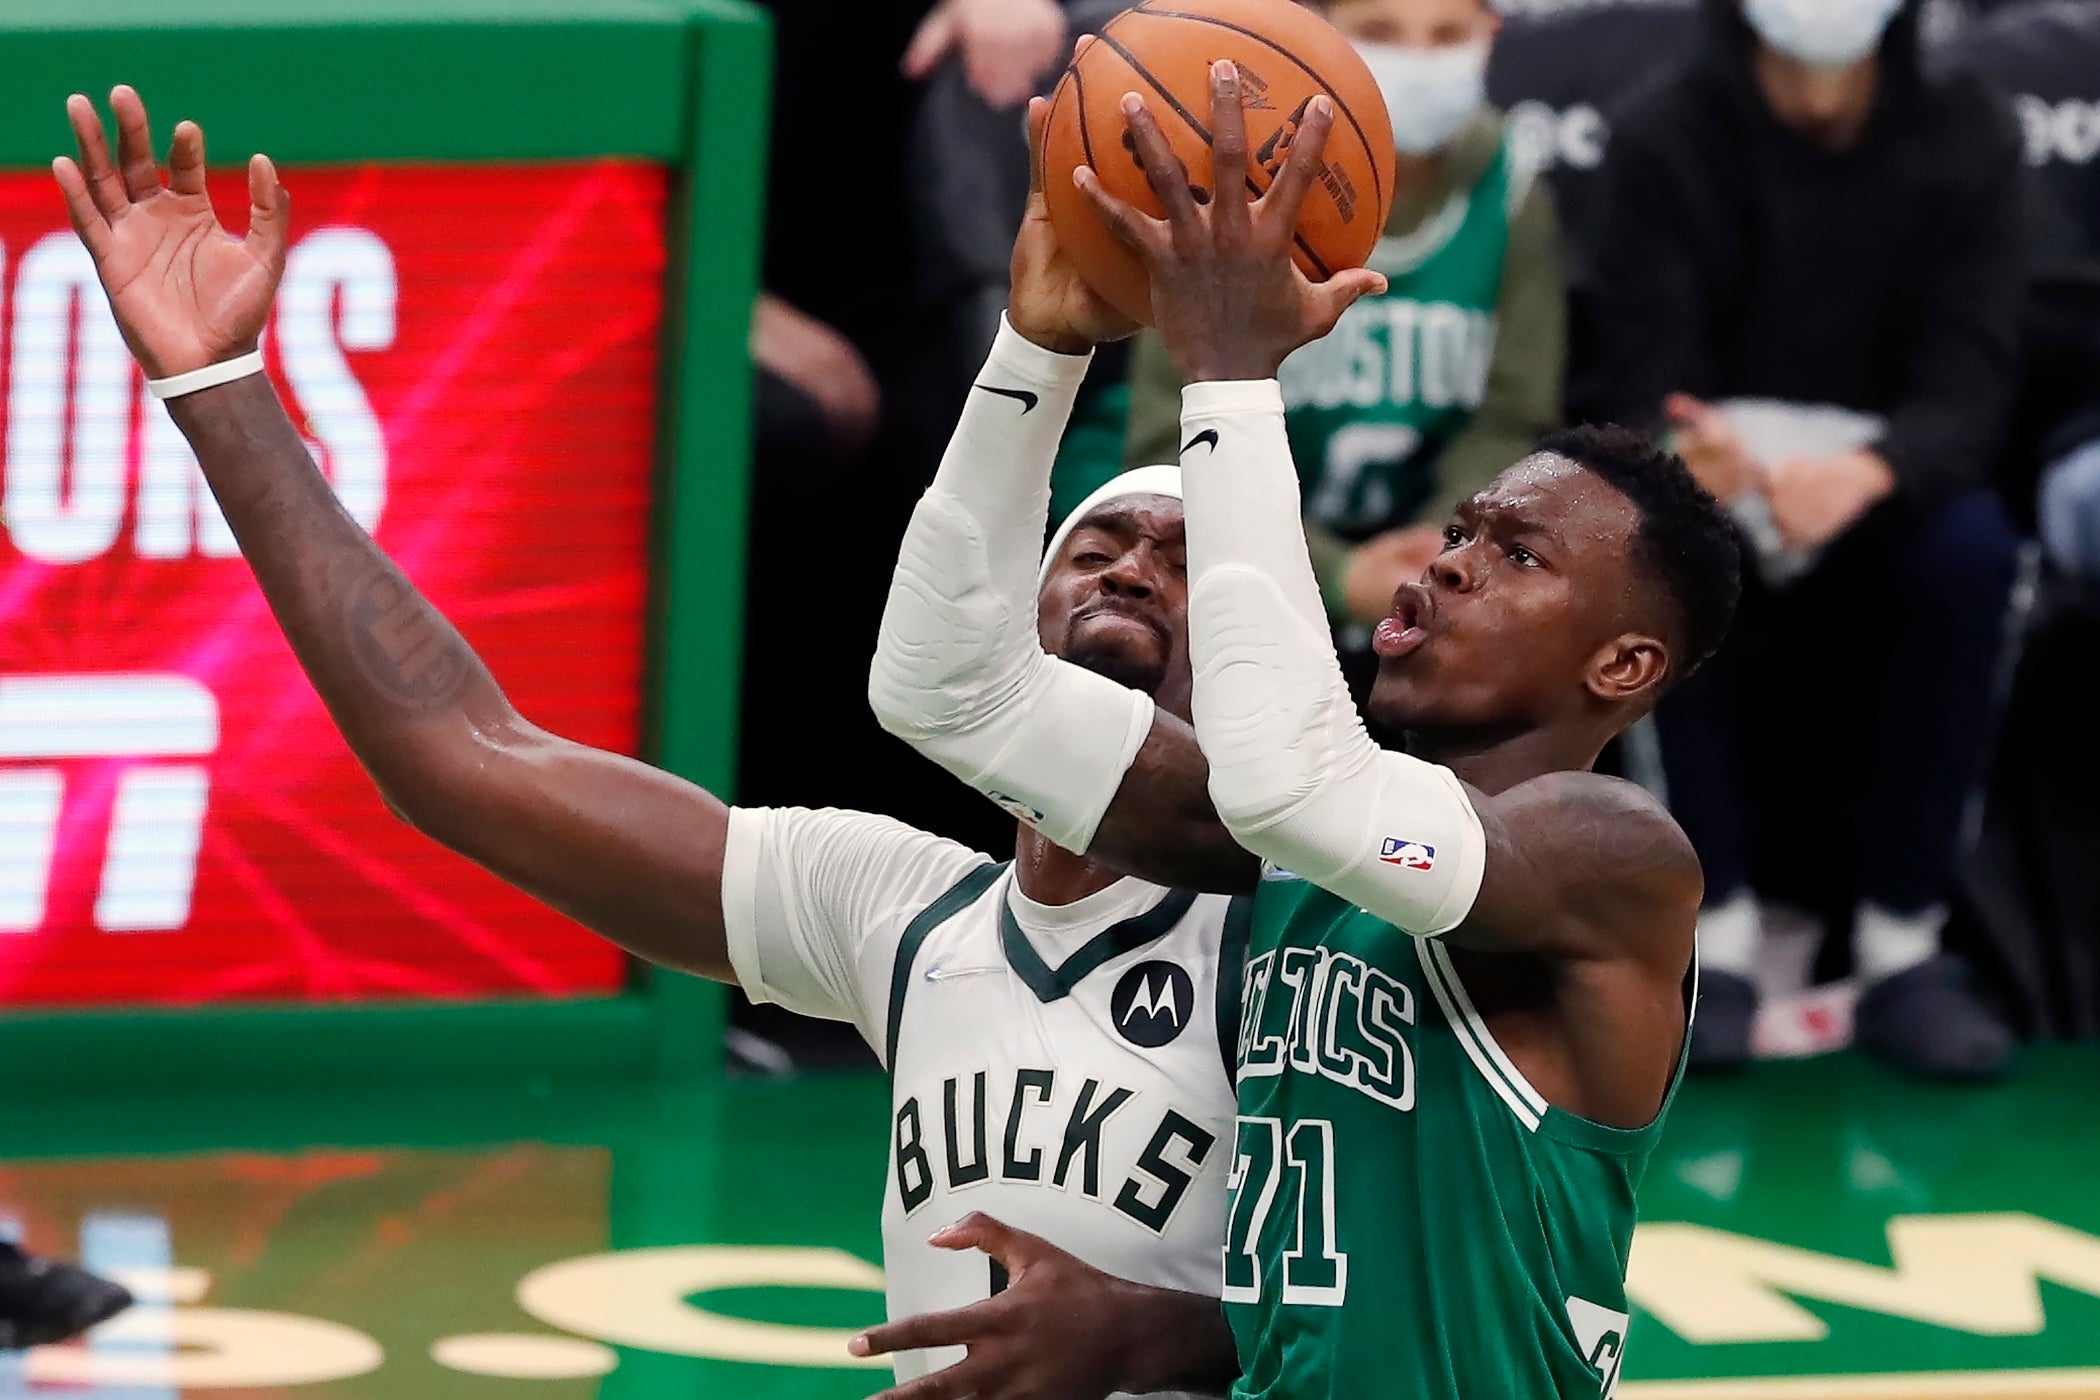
[1585,632,1669,704]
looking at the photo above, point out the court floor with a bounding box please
[3,1046,2098,1398]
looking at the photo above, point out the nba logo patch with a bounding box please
[1379,837,1436,871]
[987,791,1046,826]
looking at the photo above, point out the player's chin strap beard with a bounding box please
[1061,640,1168,701]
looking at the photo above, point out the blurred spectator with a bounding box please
[1939,2,2100,1039]
[902,0,1069,109]
[738,2,1015,1048]
[1577,0,2028,1078]
[753,292,883,455]
[2041,434,2100,581]
[1950,0,2100,264]
[1123,0,1566,633]
[904,0,1134,518]
[1951,1,2100,588]
[905,10,1063,459]
[1488,0,1700,286]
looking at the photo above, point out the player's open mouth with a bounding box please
[1373,583,1434,660]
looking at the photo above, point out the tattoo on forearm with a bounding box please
[345,566,476,711]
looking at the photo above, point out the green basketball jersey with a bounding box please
[1222,876,1685,1400]
[1276,134,1524,539]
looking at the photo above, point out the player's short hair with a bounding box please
[1535,424,1743,685]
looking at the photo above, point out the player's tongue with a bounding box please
[1373,585,1434,660]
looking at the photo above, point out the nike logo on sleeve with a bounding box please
[1182,429,1220,455]
[924,963,1004,984]
[976,385,1040,413]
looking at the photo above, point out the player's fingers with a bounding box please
[862,1353,995,1400]
[246,153,291,272]
[1027,96,1049,196]
[1307,266,1387,337]
[168,120,206,197]
[927,1211,1014,1252]
[1120,94,1198,228]
[1258,94,1336,236]
[1074,165,1166,256]
[850,1300,1011,1358]
[66,94,129,224]
[929,1212,1053,1268]
[1207,60,1253,243]
[109,85,162,203]
[51,157,113,258]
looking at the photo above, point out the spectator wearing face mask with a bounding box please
[1118,0,1566,632]
[1576,0,2028,1079]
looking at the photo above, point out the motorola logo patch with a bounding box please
[1110,960,1195,1049]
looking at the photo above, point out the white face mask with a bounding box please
[1742,0,1904,68]
[1353,38,1491,156]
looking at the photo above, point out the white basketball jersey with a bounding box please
[720,807,1245,1399]
[883,863,1242,1392]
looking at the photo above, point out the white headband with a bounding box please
[1039,464,1185,585]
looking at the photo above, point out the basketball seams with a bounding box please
[1088,24,1336,279]
[1065,56,1098,173]
[1132,6,1389,220]
[1094,30,1219,150]
[1053,36,1155,320]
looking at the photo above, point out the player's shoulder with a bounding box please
[1496,772,1700,893]
[1182,886,1241,922]
[740,804,981,851]
[1248,862,1356,923]
[1461,774,1698,984]
[1051,876,1240,937]
[1499,769,1676,822]
[737,805,996,897]
[1175,887,1247,959]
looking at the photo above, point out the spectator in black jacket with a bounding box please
[1577,0,2027,1079]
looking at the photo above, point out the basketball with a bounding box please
[1042,0,1397,326]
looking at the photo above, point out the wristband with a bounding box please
[147,350,265,401]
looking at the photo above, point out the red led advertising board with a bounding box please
[0,162,667,1007]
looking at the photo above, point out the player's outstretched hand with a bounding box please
[1007,92,1143,356]
[1076,59,1385,385]
[52,86,288,380]
[849,1212,1235,1400]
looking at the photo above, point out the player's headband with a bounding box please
[1039,465,1185,587]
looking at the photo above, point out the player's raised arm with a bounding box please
[54,88,740,980]
[868,97,1252,893]
[1079,64,1702,967]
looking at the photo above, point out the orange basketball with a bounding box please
[1042,0,1397,326]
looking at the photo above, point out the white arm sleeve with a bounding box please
[1180,381,1486,936]
[868,317,1154,853]
[720,807,990,1045]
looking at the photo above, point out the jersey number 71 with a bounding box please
[1222,1116,1348,1306]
